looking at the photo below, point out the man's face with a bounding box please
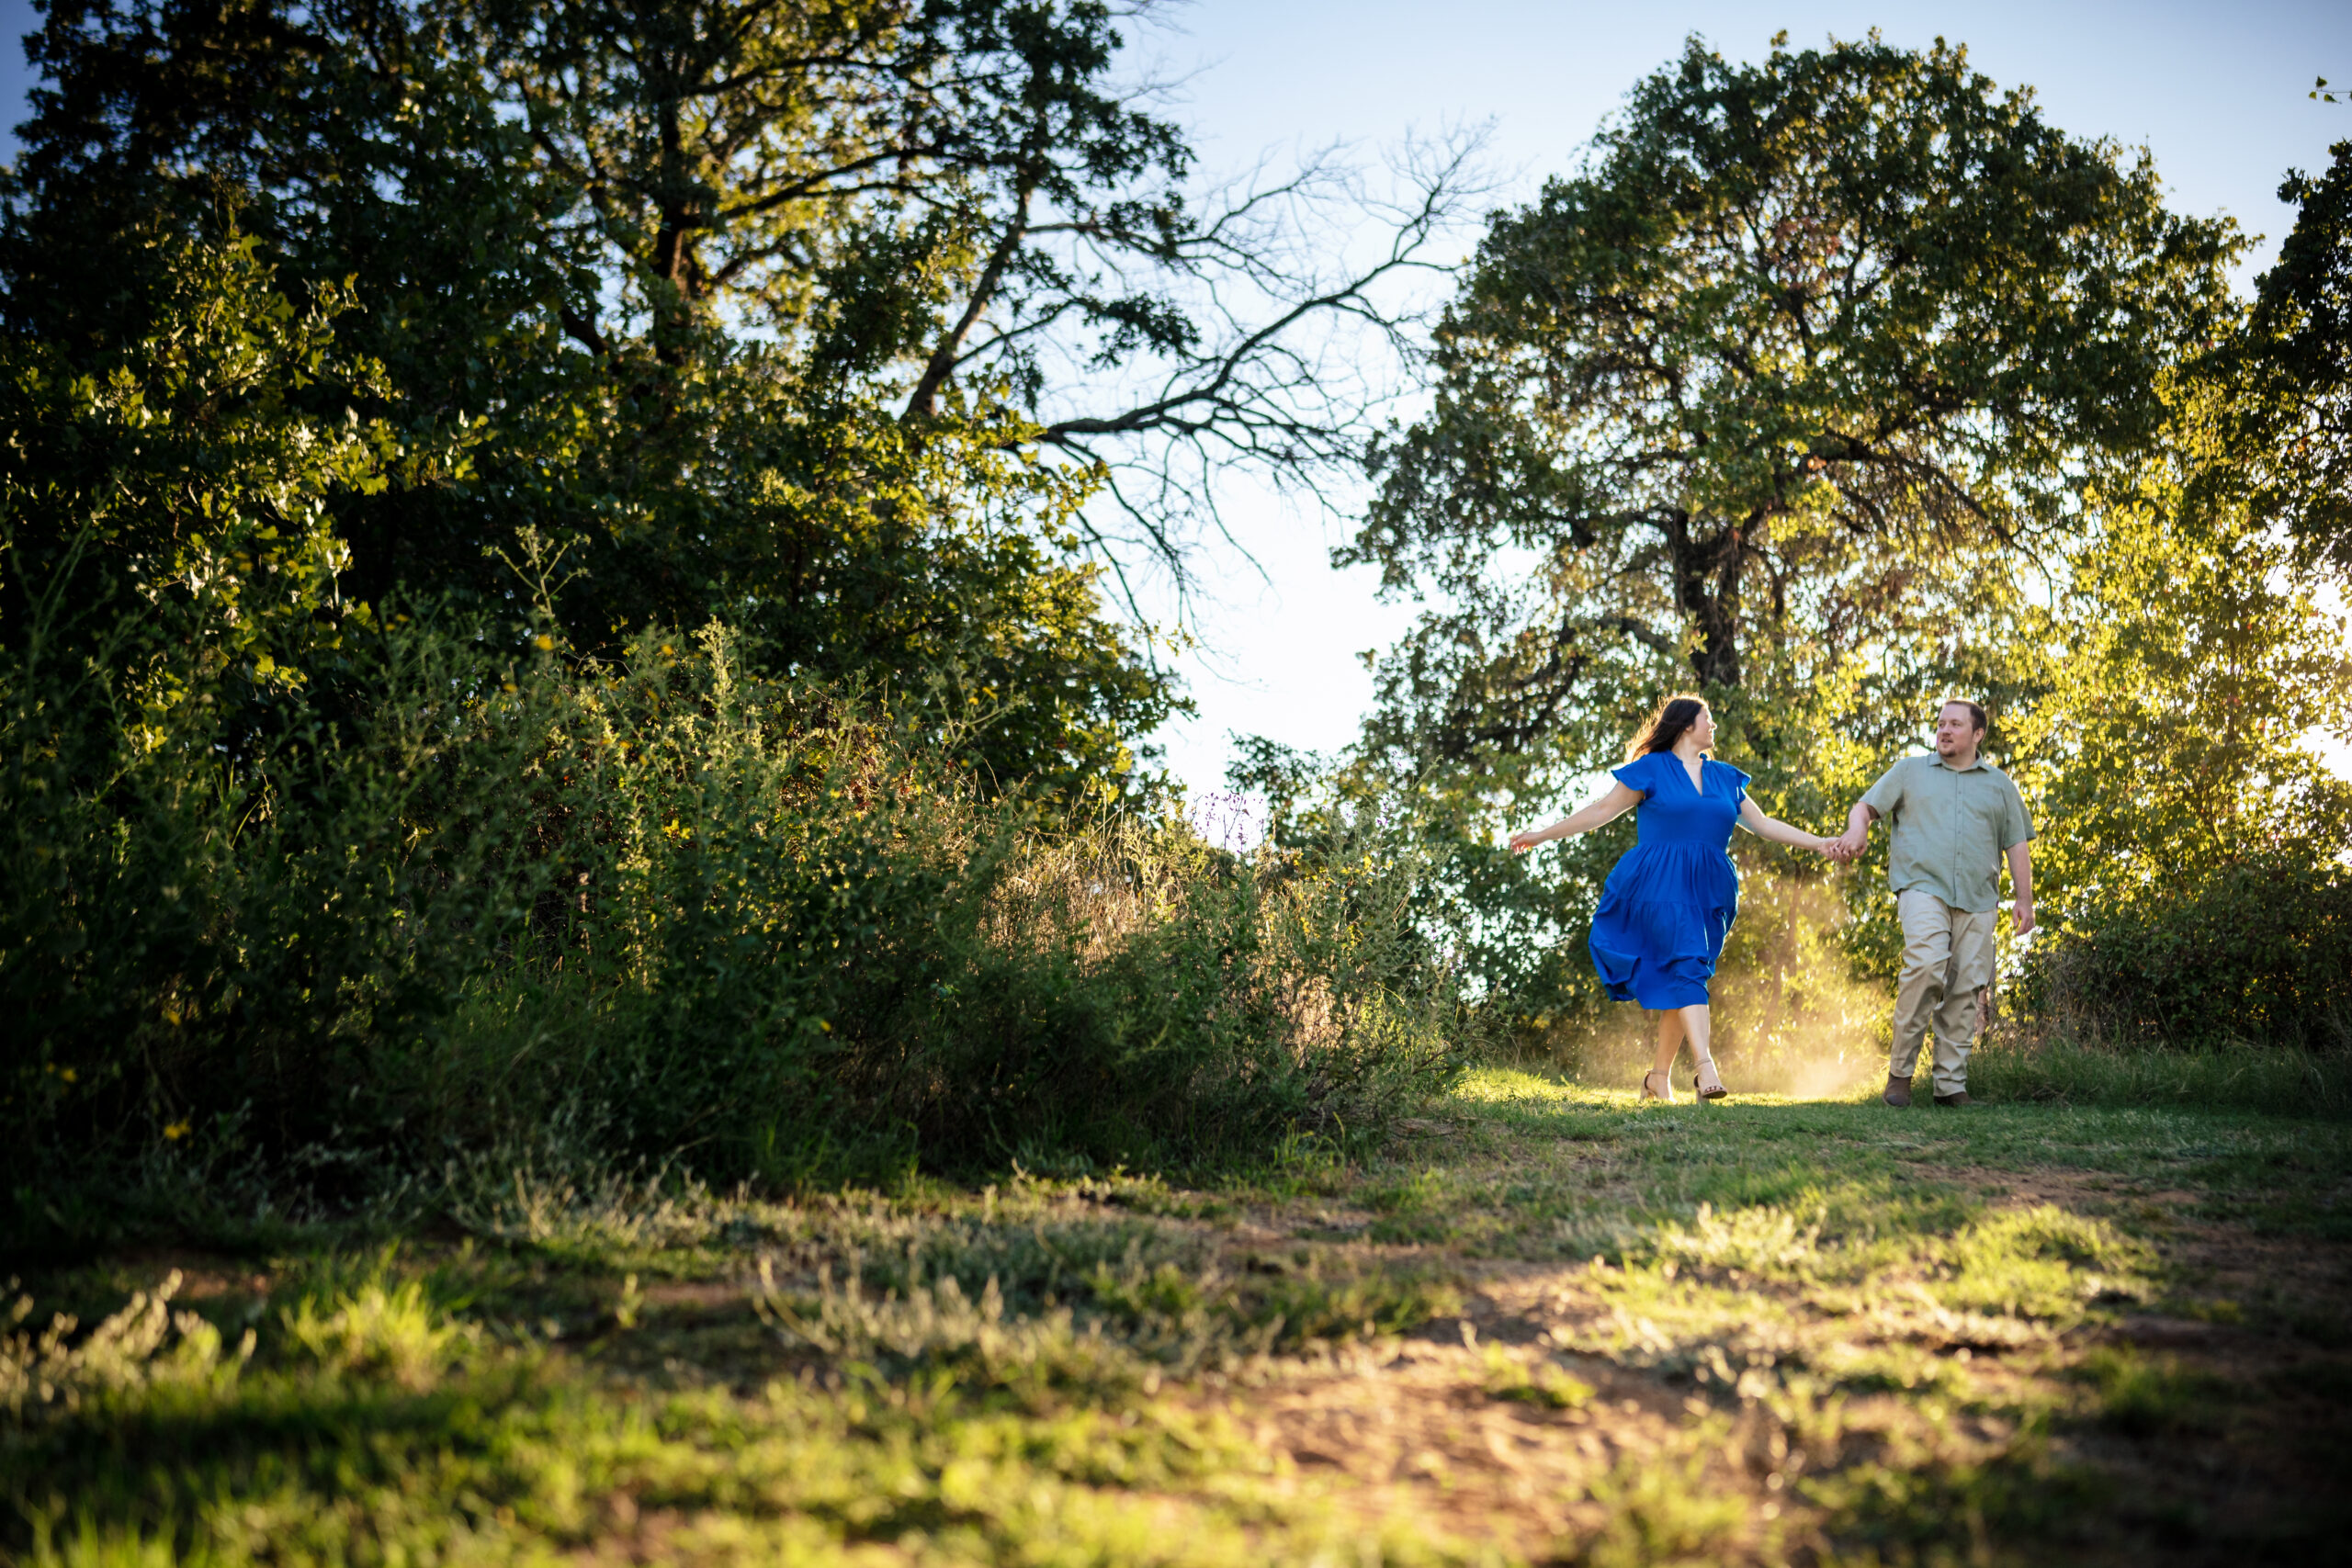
[1935,705,1984,758]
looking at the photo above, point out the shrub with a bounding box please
[2019,856,2352,1050]
[6,606,1469,1245]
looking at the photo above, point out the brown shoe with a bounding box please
[1883,1075,1914,1108]
[1933,1090,1972,1108]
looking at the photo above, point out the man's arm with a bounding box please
[1838,762,1905,862]
[1833,800,1878,861]
[2007,840,2034,935]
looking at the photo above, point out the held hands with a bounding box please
[1809,831,1863,863]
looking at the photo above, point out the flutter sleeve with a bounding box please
[1608,751,1660,795]
[1717,761,1751,806]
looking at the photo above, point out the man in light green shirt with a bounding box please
[1833,700,2035,1108]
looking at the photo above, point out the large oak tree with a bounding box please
[1327,34,2239,1024]
[1348,34,2234,776]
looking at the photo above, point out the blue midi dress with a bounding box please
[1587,750,1748,1010]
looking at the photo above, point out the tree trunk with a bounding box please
[1673,517,1747,689]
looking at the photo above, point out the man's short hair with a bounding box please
[1939,697,1988,734]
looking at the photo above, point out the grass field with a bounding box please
[9,1068,2352,1566]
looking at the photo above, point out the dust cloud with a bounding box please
[1552,868,1893,1100]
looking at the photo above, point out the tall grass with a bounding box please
[1966,1032,2352,1116]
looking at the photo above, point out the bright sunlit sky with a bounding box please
[4,0,2348,792]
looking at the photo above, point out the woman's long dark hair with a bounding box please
[1626,693,1709,761]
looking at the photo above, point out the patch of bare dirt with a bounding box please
[1191,1338,1757,1559]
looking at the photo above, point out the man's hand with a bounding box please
[1829,802,1875,865]
[2011,898,2035,936]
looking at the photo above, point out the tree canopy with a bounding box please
[2233,140,2352,582]
[2,0,1470,796]
[1346,34,2237,783]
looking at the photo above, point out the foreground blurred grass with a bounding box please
[10,1070,2351,1565]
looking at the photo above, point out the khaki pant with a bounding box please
[1891,889,1997,1096]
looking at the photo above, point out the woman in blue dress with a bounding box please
[1508,694,1839,1102]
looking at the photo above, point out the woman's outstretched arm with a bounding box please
[1737,797,1839,856]
[1508,781,1645,852]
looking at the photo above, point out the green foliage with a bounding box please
[1349,29,2232,753]
[0,0,1497,1250]
[1993,377,2352,1044]
[0,229,529,1159]
[2233,138,2352,581]
[2008,389,2352,910]
[3,0,1200,799]
[6,587,1467,1238]
[2014,858,2352,1053]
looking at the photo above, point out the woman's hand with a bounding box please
[1508,827,1547,853]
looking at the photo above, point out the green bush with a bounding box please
[2020,856,2352,1050]
[6,604,1468,1247]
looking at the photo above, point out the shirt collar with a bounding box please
[1928,753,1988,773]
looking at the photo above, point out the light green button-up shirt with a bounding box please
[1860,753,2034,913]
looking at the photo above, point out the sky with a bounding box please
[3,0,2348,792]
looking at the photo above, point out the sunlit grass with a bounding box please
[9,1068,2351,1565]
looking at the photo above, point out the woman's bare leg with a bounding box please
[1638,1010,1684,1100]
[1681,1004,1724,1096]
[1652,1010,1686,1075]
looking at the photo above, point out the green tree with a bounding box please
[0,225,425,1114]
[1997,374,2352,1047]
[1333,34,2237,1024]
[2230,140,2352,582]
[2010,408,2352,917]
[6,0,1470,797]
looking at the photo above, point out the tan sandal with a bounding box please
[1641,1068,1674,1102]
[1693,1059,1728,1101]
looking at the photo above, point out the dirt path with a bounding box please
[1158,1130,2352,1565]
